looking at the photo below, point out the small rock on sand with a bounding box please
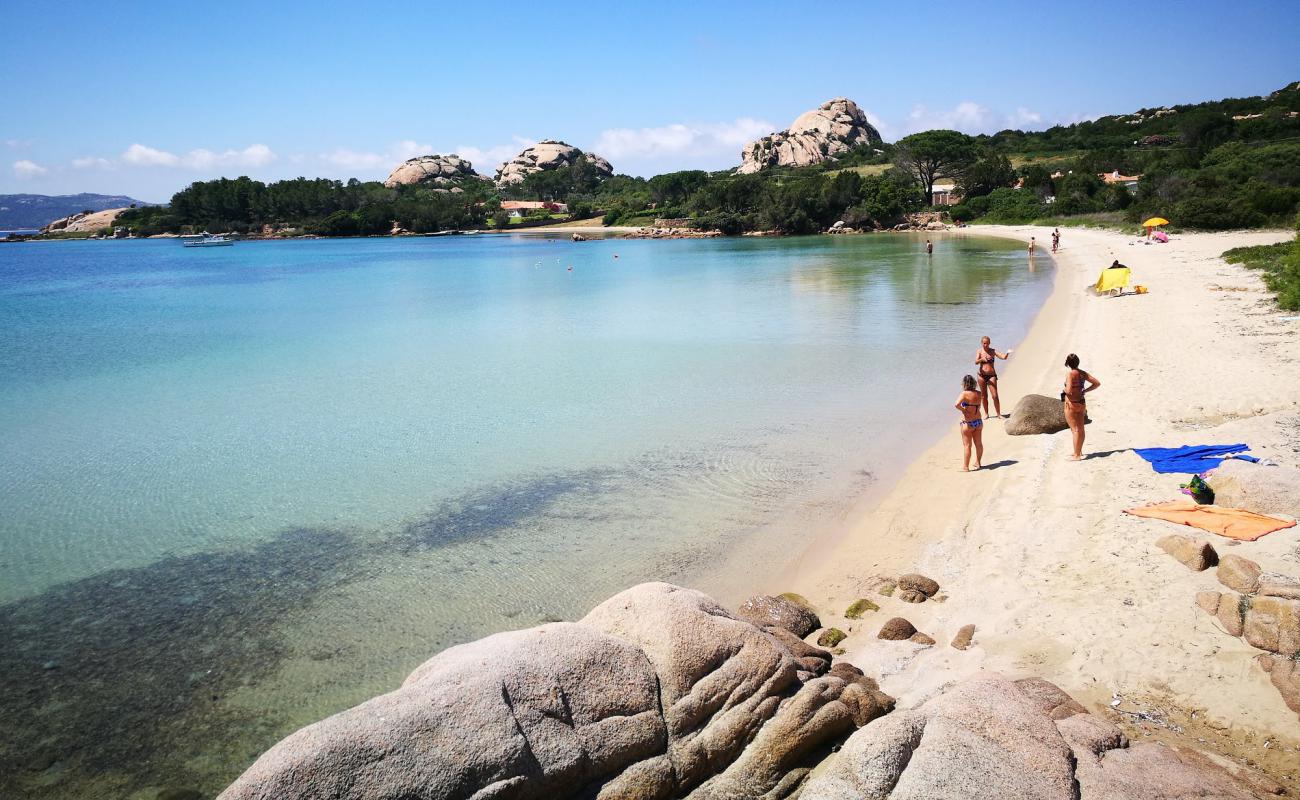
[1259,581,1300,600]
[1006,394,1075,436]
[1217,554,1262,594]
[898,573,939,604]
[899,574,939,596]
[878,617,917,641]
[736,594,821,637]
[909,632,936,646]
[817,628,847,648]
[1258,654,1300,718]
[844,599,879,618]
[1157,534,1217,571]
[1242,595,1300,655]
[862,576,897,597]
[1195,590,1247,637]
[1207,459,1300,519]
[951,624,976,650]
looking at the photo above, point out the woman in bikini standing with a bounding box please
[1063,353,1100,460]
[955,375,985,471]
[975,336,1012,418]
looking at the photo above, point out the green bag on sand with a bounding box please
[1179,474,1214,504]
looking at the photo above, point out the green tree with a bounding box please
[894,130,979,205]
[957,151,1016,199]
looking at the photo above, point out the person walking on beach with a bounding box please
[955,375,985,471]
[1062,353,1100,461]
[926,239,933,255]
[1051,228,1060,253]
[975,336,1012,418]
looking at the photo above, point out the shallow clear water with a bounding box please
[0,233,1051,797]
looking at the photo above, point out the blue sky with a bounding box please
[3,0,1297,202]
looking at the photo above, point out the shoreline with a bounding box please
[777,224,1300,783]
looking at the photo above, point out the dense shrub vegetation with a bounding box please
[1222,220,1300,310]
[946,82,1300,228]
[115,177,491,235]
[112,82,1300,239]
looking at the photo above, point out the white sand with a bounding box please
[780,225,1300,782]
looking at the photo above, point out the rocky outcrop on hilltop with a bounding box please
[219,582,893,800]
[495,140,613,186]
[737,98,882,174]
[42,207,130,234]
[383,154,486,190]
[802,674,1270,799]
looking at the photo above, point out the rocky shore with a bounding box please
[218,582,1284,799]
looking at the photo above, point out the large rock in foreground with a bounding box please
[495,140,613,186]
[1207,459,1300,518]
[737,98,882,174]
[383,154,485,189]
[219,582,892,800]
[1006,393,1080,436]
[802,673,1264,799]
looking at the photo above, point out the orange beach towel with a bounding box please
[1124,500,1296,541]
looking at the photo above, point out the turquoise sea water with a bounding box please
[0,233,1051,797]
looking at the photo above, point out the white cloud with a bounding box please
[313,140,436,171]
[593,118,775,161]
[454,137,536,171]
[318,148,388,169]
[6,138,33,150]
[392,139,433,160]
[72,156,115,169]
[120,143,277,169]
[13,159,47,177]
[899,102,1051,136]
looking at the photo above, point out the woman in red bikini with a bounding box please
[1063,353,1100,460]
[975,336,1012,418]
[955,374,985,471]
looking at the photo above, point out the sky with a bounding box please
[3,0,1298,203]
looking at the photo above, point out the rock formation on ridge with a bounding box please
[41,207,131,234]
[383,154,486,190]
[737,98,882,174]
[494,140,613,186]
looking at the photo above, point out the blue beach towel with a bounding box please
[1132,444,1258,474]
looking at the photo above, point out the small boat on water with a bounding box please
[182,233,234,248]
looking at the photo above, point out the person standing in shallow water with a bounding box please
[955,375,984,471]
[975,336,1012,418]
[926,239,933,255]
[1062,353,1100,461]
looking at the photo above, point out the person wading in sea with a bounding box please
[1062,353,1100,460]
[975,335,1012,419]
[926,239,933,255]
[955,375,985,471]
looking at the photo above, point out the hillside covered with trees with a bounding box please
[110,82,1300,241]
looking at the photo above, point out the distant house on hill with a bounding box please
[1099,170,1141,190]
[500,200,568,219]
[930,182,962,206]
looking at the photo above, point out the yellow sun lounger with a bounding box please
[1094,266,1131,295]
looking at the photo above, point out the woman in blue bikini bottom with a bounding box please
[955,374,985,471]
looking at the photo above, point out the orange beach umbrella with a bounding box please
[1142,217,1169,228]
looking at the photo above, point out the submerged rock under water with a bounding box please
[0,467,621,798]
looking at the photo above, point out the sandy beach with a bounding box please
[780,224,1300,785]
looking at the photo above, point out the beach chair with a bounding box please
[1094,266,1130,296]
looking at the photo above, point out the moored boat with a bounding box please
[182,234,235,247]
